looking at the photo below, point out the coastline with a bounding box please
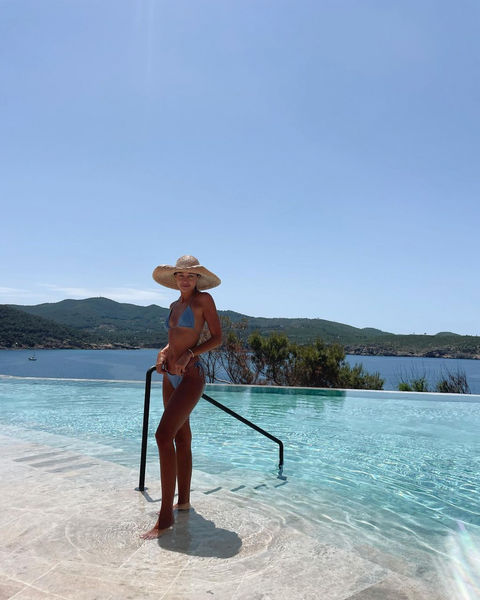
[3,344,480,360]
[0,343,142,351]
[345,346,480,360]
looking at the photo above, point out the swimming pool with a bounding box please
[1,376,479,589]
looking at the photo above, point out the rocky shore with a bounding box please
[346,345,480,360]
[5,343,480,360]
[1,342,140,351]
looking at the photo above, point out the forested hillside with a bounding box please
[2,298,479,358]
[10,298,389,346]
[0,306,94,349]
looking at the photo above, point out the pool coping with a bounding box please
[2,374,480,400]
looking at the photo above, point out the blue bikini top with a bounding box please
[165,295,201,335]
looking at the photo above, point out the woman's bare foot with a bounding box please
[157,502,191,516]
[140,518,174,540]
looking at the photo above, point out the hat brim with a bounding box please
[152,264,221,290]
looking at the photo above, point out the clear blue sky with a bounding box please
[1,0,479,335]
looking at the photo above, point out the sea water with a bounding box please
[1,349,480,393]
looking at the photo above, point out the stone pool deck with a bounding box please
[0,433,470,600]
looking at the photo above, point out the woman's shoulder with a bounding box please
[193,290,215,307]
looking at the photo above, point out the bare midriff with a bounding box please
[165,326,202,373]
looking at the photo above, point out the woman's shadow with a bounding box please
[157,509,242,558]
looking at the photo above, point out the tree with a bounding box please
[202,317,255,384]
[249,332,385,389]
[339,363,384,390]
[249,331,291,385]
[435,367,470,394]
[199,319,224,383]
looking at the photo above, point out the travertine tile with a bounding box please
[0,432,467,600]
[8,587,67,600]
[30,456,83,469]
[0,551,57,585]
[0,507,31,528]
[0,511,71,553]
[232,544,389,600]
[161,574,240,600]
[0,574,27,600]
[32,562,167,600]
[345,571,452,600]
[14,516,144,568]
[13,451,67,463]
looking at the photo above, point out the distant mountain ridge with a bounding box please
[5,298,170,349]
[2,297,480,359]
[12,297,169,333]
[7,297,390,346]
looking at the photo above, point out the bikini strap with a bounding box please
[168,299,177,317]
[189,291,197,304]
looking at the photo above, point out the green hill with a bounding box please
[13,297,169,332]
[6,299,169,348]
[346,333,480,359]
[9,298,390,347]
[3,298,479,358]
[0,305,94,349]
[238,315,390,344]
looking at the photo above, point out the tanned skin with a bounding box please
[141,272,222,539]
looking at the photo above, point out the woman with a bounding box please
[141,255,222,539]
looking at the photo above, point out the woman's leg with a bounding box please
[175,363,205,507]
[141,368,204,539]
[155,383,192,512]
[174,417,193,509]
[156,375,178,529]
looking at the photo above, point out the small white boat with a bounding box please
[28,352,37,361]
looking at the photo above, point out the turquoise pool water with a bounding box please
[1,376,479,583]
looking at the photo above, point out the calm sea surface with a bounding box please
[1,349,480,393]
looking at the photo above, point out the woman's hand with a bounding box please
[156,345,169,373]
[173,351,193,375]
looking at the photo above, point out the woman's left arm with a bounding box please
[190,293,222,356]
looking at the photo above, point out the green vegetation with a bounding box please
[0,306,94,349]
[2,298,480,360]
[396,366,470,394]
[435,368,470,394]
[347,333,480,359]
[10,298,390,347]
[202,318,385,389]
[398,378,429,393]
[222,311,391,345]
[4,299,169,348]
[249,332,384,389]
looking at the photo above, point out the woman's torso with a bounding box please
[164,292,204,370]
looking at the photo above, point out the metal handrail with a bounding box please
[201,392,284,469]
[136,366,284,492]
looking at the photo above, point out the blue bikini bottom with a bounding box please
[165,361,205,389]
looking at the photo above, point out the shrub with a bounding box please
[248,333,384,389]
[395,365,470,394]
[435,367,470,394]
[394,366,430,392]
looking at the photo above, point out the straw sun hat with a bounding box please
[152,255,221,291]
